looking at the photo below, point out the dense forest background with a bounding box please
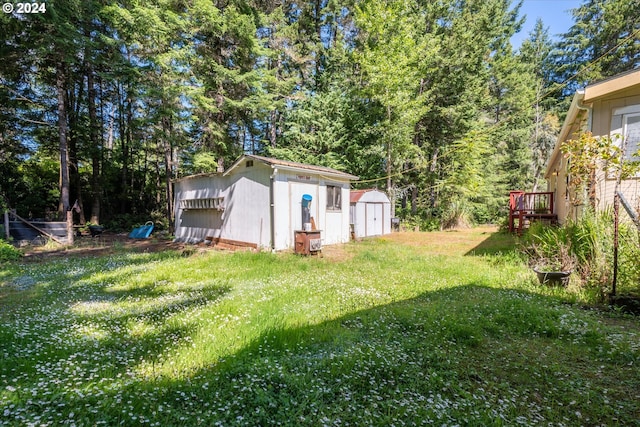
[1,0,638,232]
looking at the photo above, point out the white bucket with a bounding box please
[303,223,312,231]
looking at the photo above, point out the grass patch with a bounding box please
[1,228,639,425]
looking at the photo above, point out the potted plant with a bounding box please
[84,222,104,237]
[530,241,576,287]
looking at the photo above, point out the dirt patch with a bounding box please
[317,242,356,262]
[380,226,502,256]
[19,227,505,262]
[20,233,188,261]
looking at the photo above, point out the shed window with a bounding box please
[327,185,341,211]
[180,197,225,210]
[246,160,254,167]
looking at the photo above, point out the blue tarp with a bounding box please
[129,221,154,239]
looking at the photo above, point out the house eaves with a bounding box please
[583,68,640,102]
[545,69,640,180]
[544,90,588,179]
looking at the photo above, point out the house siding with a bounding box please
[174,172,271,246]
[174,175,227,243]
[547,77,640,223]
[591,89,640,216]
[225,163,272,248]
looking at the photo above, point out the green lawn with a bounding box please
[1,229,639,426]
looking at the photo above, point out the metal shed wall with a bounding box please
[174,164,271,248]
[272,170,351,250]
[174,174,228,243]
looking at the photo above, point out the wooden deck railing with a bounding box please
[508,191,557,233]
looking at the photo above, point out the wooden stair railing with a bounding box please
[509,191,557,234]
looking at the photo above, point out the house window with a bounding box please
[326,185,342,211]
[612,106,640,162]
[246,160,254,167]
[623,113,640,161]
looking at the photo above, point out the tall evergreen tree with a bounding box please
[520,20,559,191]
[409,0,525,222]
[354,0,434,213]
[553,0,640,99]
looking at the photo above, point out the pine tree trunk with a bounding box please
[162,114,174,233]
[429,148,439,210]
[68,94,85,225]
[122,82,132,214]
[411,186,418,215]
[269,109,278,148]
[56,59,73,244]
[87,53,102,224]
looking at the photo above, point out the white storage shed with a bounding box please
[173,155,359,251]
[349,189,392,238]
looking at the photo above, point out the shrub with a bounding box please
[395,207,441,232]
[566,209,613,287]
[522,210,616,293]
[103,213,150,232]
[0,240,21,262]
[441,201,473,230]
[617,223,640,295]
[521,222,576,272]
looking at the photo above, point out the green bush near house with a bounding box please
[522,209,640,298]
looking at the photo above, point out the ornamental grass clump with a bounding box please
[522,222,576,273]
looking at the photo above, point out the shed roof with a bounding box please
[224,154,359,181]
[172,171,222,183]
[350,189,390,203]
[351,189,367,203]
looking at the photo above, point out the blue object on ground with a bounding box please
[129,221,154,239]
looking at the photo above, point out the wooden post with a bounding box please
[4,210,9,240]
[66,209,74,245]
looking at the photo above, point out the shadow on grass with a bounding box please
[4,281,637,426]
[132,284,638,426]
[1,250,199,307]
[2,242,640,426]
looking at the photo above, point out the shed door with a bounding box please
[365,203,383,236]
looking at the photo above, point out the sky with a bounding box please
[511,0,583,48]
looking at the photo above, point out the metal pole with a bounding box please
[612,192,619,297]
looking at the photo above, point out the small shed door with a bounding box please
[365,203,383,236]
